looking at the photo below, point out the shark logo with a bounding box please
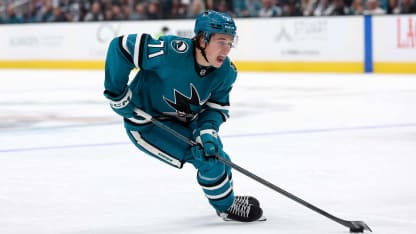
[163,84,209,121]
[171,40,188,53]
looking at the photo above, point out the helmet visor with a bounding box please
[211,34,239,49]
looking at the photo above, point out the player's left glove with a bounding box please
[104,86,136,118]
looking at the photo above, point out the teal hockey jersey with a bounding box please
[104,33,237,131]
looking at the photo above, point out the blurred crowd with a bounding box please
[1,0,415,24]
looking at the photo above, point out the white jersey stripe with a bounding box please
[206,102,229,111]
[133,35,141,67]
[200,175,229,191]
[129,131,182,168]
[121,35,130,56]
[205,186,233,200]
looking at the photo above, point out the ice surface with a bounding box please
[1,70,416,234]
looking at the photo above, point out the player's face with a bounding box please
[205,33,235,68]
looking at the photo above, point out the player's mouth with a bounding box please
[217,56,225,64]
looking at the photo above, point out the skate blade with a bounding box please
[222,215,267,222]
[258,215,267,221]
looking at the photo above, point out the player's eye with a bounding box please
[215,40,234,49]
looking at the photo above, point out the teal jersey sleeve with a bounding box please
[104,35,137,96]
[139,34,169,70]
[104,33,167,95]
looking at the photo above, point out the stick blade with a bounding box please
[349,221,372,233]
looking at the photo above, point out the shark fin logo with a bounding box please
[163,84,209,121]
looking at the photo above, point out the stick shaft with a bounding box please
[137,111,371,231]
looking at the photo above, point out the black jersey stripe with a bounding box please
[118,36,133,64]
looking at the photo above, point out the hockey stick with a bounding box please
[134,109,372,233]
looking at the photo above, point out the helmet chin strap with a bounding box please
[193,34,210,65]
[200,46,210,64]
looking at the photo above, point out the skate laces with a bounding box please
[234,196,250,205]
[227,200,251,218]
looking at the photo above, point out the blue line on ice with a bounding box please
[1,123,415,153]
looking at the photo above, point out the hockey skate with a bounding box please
[234,195,260,207]
[217,196,266,222]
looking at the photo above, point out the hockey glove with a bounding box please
[104,86,136,118]
[191,144,217,167]
[191,145,205,162]
[196,127,223,158]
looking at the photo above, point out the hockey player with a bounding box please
[103,10,263,222]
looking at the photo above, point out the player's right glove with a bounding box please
[104,86,136,118]
[191,144,217,167]
[191,145,205,162]
[196,127,223,157]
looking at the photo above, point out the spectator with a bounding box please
[104,7,114,20]
[51,6,70,22]
[258,0,283,16]
[386,0,400,13]
[217,0,235,16]
[350,0,365,14]
[111,3,126,20]
[146,0,161,19]
[40,0,55,22]
[84,1,104,21]
[330,0,351,14]
[65,1,82,21]
[4,0,416,24]
[396,0,416,13]
[313,0,334,16]
[233,0,252,17]
[205,0,216,10]
[282,0,303,16]
[188,0,205,18]
[218,0,235,15]
[101,0,113,13]
[130,2,148,20]
[302,0,318,16]
[168,0,188,19]
[64,7,75,21]
[160,0,172,17]
[5,4,24,23]
[364,0,386,14]
[121,2,132,20]
[247,0,264,16]
[25,0,44,22]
